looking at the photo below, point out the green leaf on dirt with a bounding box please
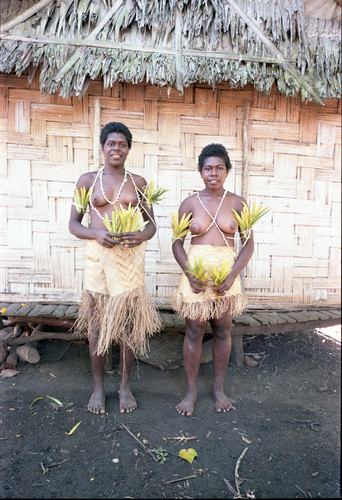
[65,421,81,435]
[30,397,44,408]
[178,448,197,464]
[46,395,63,406]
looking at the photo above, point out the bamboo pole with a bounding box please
[93,97,101,170]
[0,34,296,65]
[175,7,183,93]
[0,0,54,33]
[226,0,324,105]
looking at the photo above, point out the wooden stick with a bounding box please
[1,0,54,33]
[165,475,196,484]
[6,331,79,346]
[0,34,296,65]
[120,422,159,462]
[235,447,249,497]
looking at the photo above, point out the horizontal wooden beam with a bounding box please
[0,33,296,65]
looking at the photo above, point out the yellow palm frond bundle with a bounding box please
[185,257,209,284]
[171,212,193,243]
[102,204,148,239]
[209,261,232,287]
[232,201,271,242]
[142,181,169,209]
[73,186,92,214]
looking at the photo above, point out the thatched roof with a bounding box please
[0,0,341,104]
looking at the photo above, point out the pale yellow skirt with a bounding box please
[173,244,247,322]
[73,239,162,356]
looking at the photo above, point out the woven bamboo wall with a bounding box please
[0,73,340,309]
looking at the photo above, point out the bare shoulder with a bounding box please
[129,172,147,190]
[179,193,197,214]
[75,171,97,189]
[226,192,246,211]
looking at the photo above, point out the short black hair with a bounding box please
[100,122,133,149]
[198,143,232,172]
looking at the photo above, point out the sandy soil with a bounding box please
[0,325,340,499]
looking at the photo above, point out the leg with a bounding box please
[210,313,233,413]
[119,344,137,413]
[88,327,106,414]
[176,318,206,417]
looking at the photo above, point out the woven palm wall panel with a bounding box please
[0,73,340,309]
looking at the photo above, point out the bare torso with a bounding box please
[86,169,142,230]
[186,191,241,247]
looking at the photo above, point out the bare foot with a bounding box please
[119,387,137,413]
[176,390,197,417]
[212,388,232,413]
[88,390,106,414]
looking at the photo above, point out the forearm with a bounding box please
[172,240,189,272]
[230,236,254,279]
[141,220,156,241]
[69,220,100,240]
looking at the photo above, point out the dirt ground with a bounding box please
[0,324,340,499]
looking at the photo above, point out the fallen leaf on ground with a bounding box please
[0,369,19,378]
[178,448,197,464]
[65,421,81,435]
[30,397,44,408]
[46,395,63,406]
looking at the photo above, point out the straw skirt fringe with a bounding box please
[173,244,247,322]
[73,239,162,356]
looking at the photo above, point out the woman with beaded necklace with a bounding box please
[172,143,254,417]
[69,121,161,415]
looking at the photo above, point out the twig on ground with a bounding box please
[291,419,321,431]
[163,432,197,443]
[165,475,197,484]
[223,478,240,497]
[121,422,159,462]
[295,484,307,497]
[235,447,249,496]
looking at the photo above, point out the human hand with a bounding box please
[94,229,120,248]
[212,273,236,296]
[187,274,208,294]
[119,231,146,248]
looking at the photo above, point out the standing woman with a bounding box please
[69,122,162,415]
[172,144,254,416]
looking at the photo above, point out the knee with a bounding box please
[185,321,206,343]
[212,324,231,341]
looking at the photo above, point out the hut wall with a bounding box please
[0,73,340,309]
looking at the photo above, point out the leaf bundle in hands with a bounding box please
[103,203,148,240]
[209,261,232,286]
[185,256,210,284]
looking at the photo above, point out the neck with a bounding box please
[201,187,226,196]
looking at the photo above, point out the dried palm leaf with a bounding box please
[171,212,193,243]
[141,181,168,209]
[232,201,271,243]
[73,186,92,214]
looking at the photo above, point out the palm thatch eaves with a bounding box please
[0,0,341,104]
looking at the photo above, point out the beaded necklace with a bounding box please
[192,190,237,260]
[89,167,141,223]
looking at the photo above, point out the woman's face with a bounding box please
[200,156,228,187]
[102,132,129,168]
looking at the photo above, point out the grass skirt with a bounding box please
[73,240,162,356]
[173,244,247,322]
